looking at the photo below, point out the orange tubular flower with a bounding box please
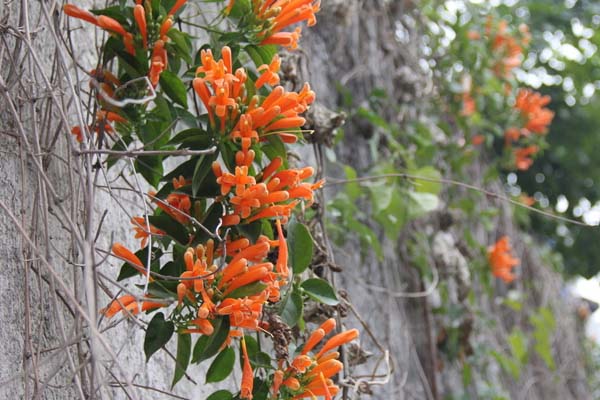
[231,114,259,152]
[489,19,524,77]
[71,126,84,142]
[261,28,302,49]
[159,16,173,40]
[514,145,538,171]
[275,219,289,277]
[131,216,165,248]
[256,55,281,88]
[112,243,148,276]
[102,295,165,318]
[270,323,358,399]
[241,337,254,399]
[168,0,188,16]
[133,5,147,49]
[97,15,128,37]
[514,89,554,134]
[315,329,359,358]
[504,127,521,145]
[461,91,476,116]
[209,81,237,118]
[64,4,99,26]
[226,0,236,14]
[487,236,519,283]
[471,134,485,146]
[243,1,319,50]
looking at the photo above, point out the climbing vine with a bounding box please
[65,0,358,398]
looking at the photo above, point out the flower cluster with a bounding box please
[504,89,554,170]
[227,0,321,50]
[64,1,189,143]
[64,2,181,87]
[193,46,315,150]
[486,18,530,78]
[459,18,553,172]
[267,319,359,399]
[71,1,358,398]
[487,236,519,283]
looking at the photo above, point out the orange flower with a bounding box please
[487,236,519,283]
[504,127,521,145]
[225,0,236,15]
[518,194,536,206]
[489,19,524,77]
[255,55,281,88]
[461,91,476,116]
[133,5,147,49]
[252,1,320,50]
[471,134,485,146]
[63,4,99,26]
[102,295,165,318]
[112,243,148,276]
[514,89,554,134]
[514,145,538,171]
[168,0,188,16]
[131,217,165,248]
[467,30,481,40]
[97,15,128,37]
[270,321,358,399]
[241,337,254,399]
[160,16,174,40]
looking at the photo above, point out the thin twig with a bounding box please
[75,147,217,157]
[326,173,592,227]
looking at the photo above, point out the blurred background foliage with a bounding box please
[518,0,600,277]
[419,0,600,278]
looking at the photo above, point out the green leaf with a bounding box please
[356,107,390,130]
[261,134,287,166]
[369,183,394,214]
[408,191,439,218]
[225,281,268,299]
[245,44,277,66]
[252,376,270,400]
[160,70,188,107]
[206,390,234,400]
[192,317,230,363]
[142,95,173,147]
[172,333,192,388]
[491,350,520,380]
[193,203,223,245]
[281,289,303,327]
[371,188,406,239]
[410,166,442,195]
[301,278,339,305]
[236,220,263,243]
[344,165,361,201]
[169,128,212,149]
[206,347,235,383]
[135,155,163,187]
[117,247,163,281]
[167,29,193,65]
[148,214,189,245]
[227,0,252,19]
[241,335,272,369]
[162,158,197,183]
[508,328,528,364]
[144,313,174,361]
[192,153,218,197]
[287,219,314,274]
[168,128,203,143]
